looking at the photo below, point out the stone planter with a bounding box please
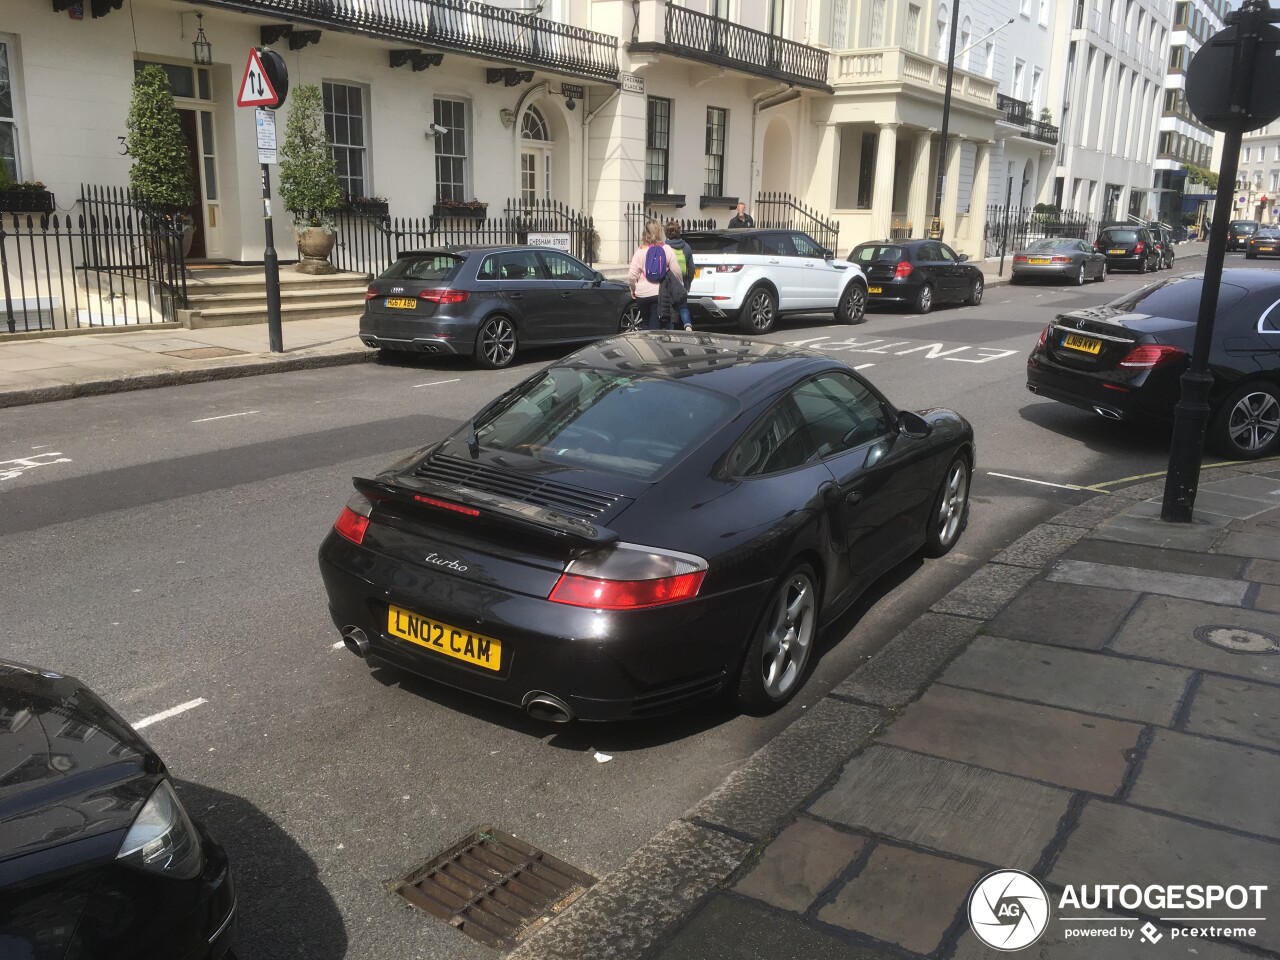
[295,226,337,275]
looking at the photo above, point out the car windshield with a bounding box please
[1232,222,1258,232]
[685,234,740,253]
[379,254,464,281]
[851,245,905,263]
[1099,230,1139,243]
[1025,239,1078,252]
[1106,277,1249,321]
[473,367,736,480]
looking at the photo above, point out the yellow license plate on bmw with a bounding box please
[387,604,502,670]
[868,286,883,294]
[1062,333,1102,355]
[385,297,417,309]
[1107,248,1126,255]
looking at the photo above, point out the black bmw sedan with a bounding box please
[1026,269,1280,459]
[359,246,641,369]
[319,332,975,722]
[0,660,235,959]
[848,239,985,313]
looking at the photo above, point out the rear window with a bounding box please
[1107,277,1249,322]
[850,244,905,263]
[1098,229,1139,243]
[1257,227,1280,239]
[1232,222,1259,233]
[379,254,464,282]
[685,234,740,253]
[474,367,736,480]
[1026,239,1078,252]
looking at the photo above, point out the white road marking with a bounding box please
[413,378,462,388]
[192,411,259,423]
[988,471,1086,491]
[132,697,207,730]
[0,452,72,481]
[853,363,875,370]
[783,337,830,347]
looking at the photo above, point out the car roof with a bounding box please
[684,228,794,238]
[1180,268,1280,291]
[395,245,574,258]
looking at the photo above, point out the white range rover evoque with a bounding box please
[683,229,868,334]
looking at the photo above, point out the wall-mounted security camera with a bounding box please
[429,123,448,136]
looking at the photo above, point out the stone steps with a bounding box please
[179,268,369,329]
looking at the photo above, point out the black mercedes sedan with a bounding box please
[359,247,641,369]
[848,239,985,313]
[0,660,235,959]
[319,332,975,722]
[1026,269,1280,459]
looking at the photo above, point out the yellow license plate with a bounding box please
[385,297,417,309]
[1107,249,1126,255]
[386,605,502,671]
[1261,247,1275,252]
[868,286,883,294]
[1029,257,1051,264]
[693,268,701,279]
[1062,333,1102,355]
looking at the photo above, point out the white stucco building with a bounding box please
[1233,121,1280,225]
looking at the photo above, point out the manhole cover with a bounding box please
[393,826,595,950]
[1194,625,1280,655]
[161,346,248,360]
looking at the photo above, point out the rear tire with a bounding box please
[474,316,518,369]
[836,283,868,324]
[913,282,934,314]
[1210,381,1280,460]
[1075,264,1086,286]
[1137,259,1147,275]
[737,563,818,712]
[619,302,645,333]
[923,455,970,558]
[1246,251,1257,260]
[966,276,984,306]
[738,286,777,334]
[1093,261,1107,282]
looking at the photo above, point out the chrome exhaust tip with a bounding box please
[523,692,575,724]
[341,626,370,658]
[1093,406,1122,421]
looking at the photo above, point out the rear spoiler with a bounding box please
[353,476,619,549]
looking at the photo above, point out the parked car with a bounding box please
[1228,220,1261,251]
[848,239,985,313]
[319,332,974,721]
[1010,238,1107,285]
[1245,225,1280,260]
[0,659,236,958]
[1094,225,1161,274]
[1026,269,1280,459]
[682,229,868,334]
[359,246,641,369]
[1146,223,1177,269]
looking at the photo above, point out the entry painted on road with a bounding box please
[784,336,1020,364]
[0,451,72,482]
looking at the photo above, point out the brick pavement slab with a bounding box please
[985,581,1140,651]
[1110,595,1280,684]
[929,563,1041,619]
[731,819,866,913]
[1089,511,1228,552]
[1202,474,1280,502]
[1128,729,1280,839]
[878,685,1142,793]
[1046,559,1249,606]
[1045,496,1135,529]
[1062,538,1246,579]
[1246,558,1280,585]
[810,746,1070,870]
[1255,584,1280,613]
[1217,529,1280,562]
[939,636,1190,725]
[829,613,980,708]
[815,843,981,955]
[990,523,1089,569]
[1185,675,1280,749]
[1187,489,1280,520]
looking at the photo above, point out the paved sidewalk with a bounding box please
[511,461,1280,960]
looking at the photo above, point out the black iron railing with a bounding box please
[982,204,1100,258]
[755,192,839,252]
[623,204,717,255]
[202,0,619,82]
[331,198,596,277]
[1022,119,1060,145]
[997,94,1060,145]
[998,93,1029,124]
[661,2,829,90]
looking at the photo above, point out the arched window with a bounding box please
[521,107,550,142]
[519,107,554,203]
[936,3,950,60]
[959,17,972,68]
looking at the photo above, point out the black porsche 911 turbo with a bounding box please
[0,660,235,959]
[318,332,975,722]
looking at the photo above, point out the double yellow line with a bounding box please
[1082,454,1280,493]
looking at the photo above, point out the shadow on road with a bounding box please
[175,779,348,960]
[1018,400,1173,461]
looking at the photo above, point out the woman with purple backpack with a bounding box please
[627,220,681,330]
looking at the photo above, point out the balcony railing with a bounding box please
[658,2,830,90]
[833,47,998,108]
[201,0,619,82]
[998,93,1029,124]
[996,93,1059,144]
[1022,118,1059,145]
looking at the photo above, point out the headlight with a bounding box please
[116,780,205,880]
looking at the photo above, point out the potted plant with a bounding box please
[0,172,56,215]
[1039,107,1054,125]
[345,195,390,217]
[278,84,344,275]
[126,65,196,256]
[432,197,488,220]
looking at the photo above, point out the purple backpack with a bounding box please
[643,244,667,283]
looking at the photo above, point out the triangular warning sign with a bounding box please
[237,48,278,108]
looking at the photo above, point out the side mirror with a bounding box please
[897,410,933,439]
[823,249,834,260]
[957,253,970,262]
[592,270,605,285]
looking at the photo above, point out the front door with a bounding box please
[177,110,206,259]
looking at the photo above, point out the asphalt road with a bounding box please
[0,248,1263,959]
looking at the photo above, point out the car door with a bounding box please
[538,250,612,339]
[496,249,561,341]
[1080,239,1103,276]
[915,242,951,301]
[760,231,803,309]
[936,242,967,300]
[790,231,848,309]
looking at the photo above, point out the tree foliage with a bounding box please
[278,84,343,232]
[1184,163,1219,192]
[126,66,196,216]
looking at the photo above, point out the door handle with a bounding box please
[560,292,572,298]
[845,491,864,506]
[767,259,781,264]
[509,293,523,299]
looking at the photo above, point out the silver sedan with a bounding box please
[1011,238,1107,285]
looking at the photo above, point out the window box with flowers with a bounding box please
[344,196,390,217]
[0,181,55,214]
[433,198,488,220]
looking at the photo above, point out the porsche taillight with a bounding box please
[547,543,708,610]
[334,495,374,545]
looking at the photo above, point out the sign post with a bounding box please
[237,48,289,353]
[1162,0,1280,522]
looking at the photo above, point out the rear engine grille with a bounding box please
[416,455,622,521]
[393,827,595,950]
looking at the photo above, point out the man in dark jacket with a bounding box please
[728,202,755,228]
[664,221,696,331]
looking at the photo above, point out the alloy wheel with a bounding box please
[748,290,776,331]
[759,571,816,700]
[1228,391,1280,454]
[916,284,933,313]
[937,459,969,548]
[840,285,867,323]
[1076,264,1086,286]
[620,303,644,333]
[479,318,516,368]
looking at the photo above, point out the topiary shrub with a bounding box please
[278,84,343,235]
[126,65,195,218]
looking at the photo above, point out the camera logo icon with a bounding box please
[968,869,1051,951]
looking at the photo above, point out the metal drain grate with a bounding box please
[393,826,595,950]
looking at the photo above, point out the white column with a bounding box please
[906,129,934,238]
[966,140,991,248]
[941,135,964,242]
[871,122,900,240]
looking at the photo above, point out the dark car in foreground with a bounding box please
[359,247,640,369]
[1246,226,1280,260]
[1027,269,1280,459]
[1094,225,1161,273]
[0,660,235,959]
[849,239,985,313]
[1228,220,1260,251]
[1011,238,1107,285]
[319,332,974,721]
